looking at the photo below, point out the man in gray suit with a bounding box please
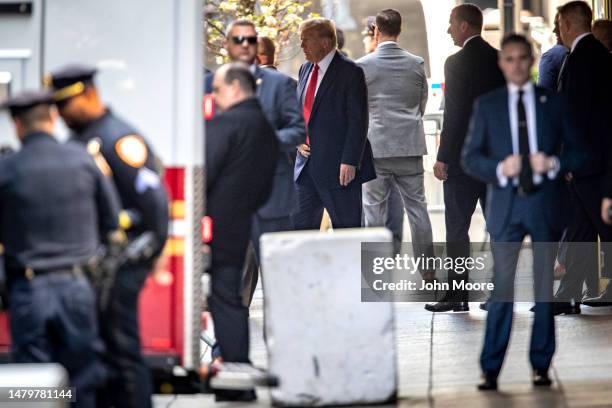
[357,8,435,276]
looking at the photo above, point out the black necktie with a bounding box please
[517,90,534,194]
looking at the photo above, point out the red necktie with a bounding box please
[303,64,319,145]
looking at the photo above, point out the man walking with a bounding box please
[357,9,435,275]
[428,4,505,312]
[293,18,376,230]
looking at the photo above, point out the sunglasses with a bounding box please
[231,36,257,45]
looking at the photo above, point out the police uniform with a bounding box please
[48,65,169,408]
[0,91,121,408]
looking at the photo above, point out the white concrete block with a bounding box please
[261,228,396,406]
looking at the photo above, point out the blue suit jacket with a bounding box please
[294,52,376,188]
[205,66,306,218]
[461,85,586,237]
[537,44,567,92]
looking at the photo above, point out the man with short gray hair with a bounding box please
[357,9,435,276]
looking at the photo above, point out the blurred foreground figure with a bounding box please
[462,34,585,391]
[205,63,278,402]
[48,64,169,408]
[0,91,121,408]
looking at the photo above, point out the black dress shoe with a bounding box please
[554,301,581,315]
[479,302,488,311]
[477,372,498,391]
[215,389,257,402]
[532,369,552,387]
[425,301,469,312]
[582,291,612,307]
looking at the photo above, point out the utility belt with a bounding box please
[7,264,86,281]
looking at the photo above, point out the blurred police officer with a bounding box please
[47,65,169,408]
[0,91,121,407]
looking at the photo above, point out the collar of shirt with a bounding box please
[315,48,336,76]
[571,32,591,53]
[249,64,257,74]
[507,81,534,96]
[463,35,479,47]
[377,41,397,48]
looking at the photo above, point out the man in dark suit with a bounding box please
[554,1,612,309]
[428,4,505,312]
[205,19,305,305]
[205,63,279,401]
[293,18,376,230]
[462,34,585,391]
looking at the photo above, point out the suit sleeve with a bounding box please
[461,99,500,184]
[341,65,369,166]
[275,76,307,151]
[437,56,467,164]
[537,51,557,92]
[418,60,428,116]
[91,157,121,238]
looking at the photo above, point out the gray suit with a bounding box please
[357,42,434,265]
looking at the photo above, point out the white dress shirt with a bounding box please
[496,81,559,187]
[377,40,397,48]
[571,32,591,53]
[463,35,479,47]
[302,49,336,105]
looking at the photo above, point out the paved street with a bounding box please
[156,296,612,407]
[154,213,612,407]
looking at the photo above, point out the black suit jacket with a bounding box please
[294,51,376,188]
[205,98,279,267]
[205,67,306,219]
[437,36,505,172]
[559,34,612,179]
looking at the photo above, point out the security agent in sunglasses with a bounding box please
[46,64,169,408]
[205,20,305,306]
[0,90,121,407]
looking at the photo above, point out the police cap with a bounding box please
[0,90,53,117]
[44,64,97,102]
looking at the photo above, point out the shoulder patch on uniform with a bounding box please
[115,134,148,168]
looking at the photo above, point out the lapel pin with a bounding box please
[540,95,547,103]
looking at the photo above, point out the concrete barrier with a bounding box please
[261,228,396,406]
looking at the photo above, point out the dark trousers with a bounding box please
[443,169,487,300]
[557,178,612,300]
[481,195,557,376]
[209,263,250,363]
[292,166,362,230]
[242,215,293,307]
[9,273,104,408]
[97,263,152,408]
